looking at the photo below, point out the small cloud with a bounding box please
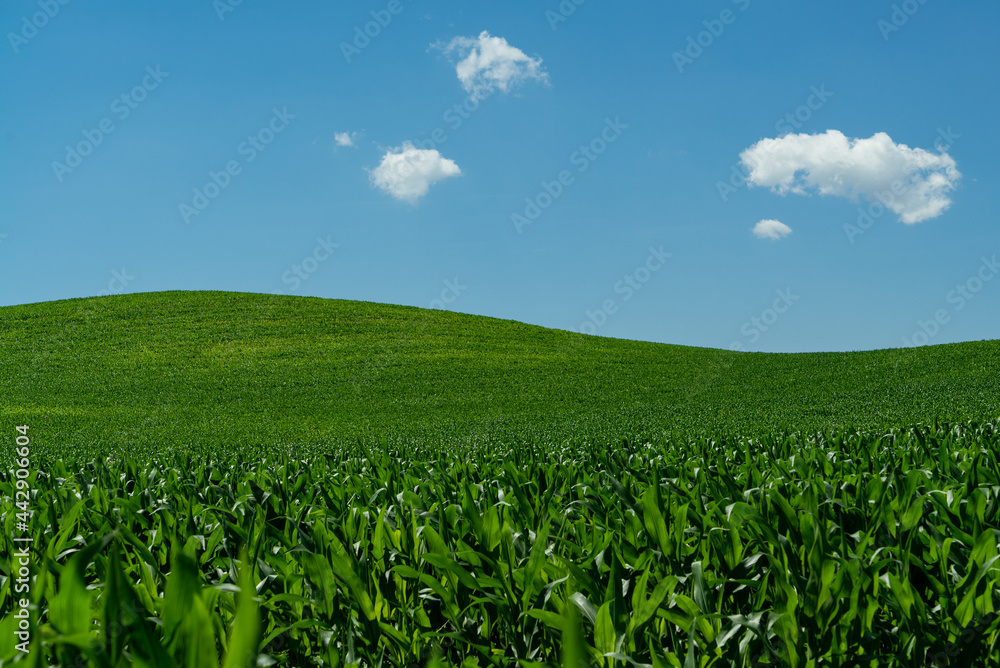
[753,219,793,240]
[334,131,362,148]
[369,141,461,204]
[434,31,549,101]
[740,130,961,224]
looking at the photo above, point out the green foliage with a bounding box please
[0,291,998,464]
[1,292,998,665]
[1,421,999,666]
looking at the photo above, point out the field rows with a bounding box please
[2,421,1000,666]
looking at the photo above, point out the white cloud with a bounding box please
[753,219,793,240]
[740,130,961,224]
[369,141,461,203]
[436,31,549,101]
[334,131,359,147]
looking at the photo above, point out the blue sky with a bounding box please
[2,0,997,352]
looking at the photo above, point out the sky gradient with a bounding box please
[2,0,998,352]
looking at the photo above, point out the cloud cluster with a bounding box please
[360,32,548,204]
[369,142,461,203]
[753,219,793,240]
[740,130,961,224]
[437,30,549,101]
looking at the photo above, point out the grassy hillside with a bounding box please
[2,291,999,666]
[1,290,998,457]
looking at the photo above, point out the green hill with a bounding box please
[3,291,1000,665]
[1,290,998,457]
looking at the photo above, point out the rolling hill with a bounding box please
[1,290,998,459]
[3,290,1000,665]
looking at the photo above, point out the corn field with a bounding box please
[2,420,999,666]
